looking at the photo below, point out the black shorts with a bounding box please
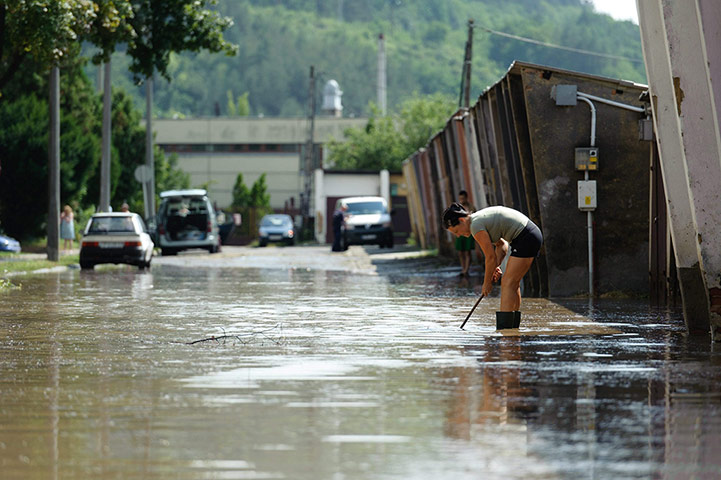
[509,220,543,258]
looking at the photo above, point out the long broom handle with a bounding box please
[459,294,484,330]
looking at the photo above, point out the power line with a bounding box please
[476,25,644,64]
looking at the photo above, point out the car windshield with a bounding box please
[88,217,136,234]
[345,201,385,214]
[261,216,291,227]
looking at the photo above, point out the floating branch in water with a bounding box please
[186,324,284,346]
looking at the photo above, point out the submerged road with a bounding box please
[1,245,720,479]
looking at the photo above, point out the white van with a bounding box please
[156,189,221,255]
[336,196,394,249]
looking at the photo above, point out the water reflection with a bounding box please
[0,263,719,479]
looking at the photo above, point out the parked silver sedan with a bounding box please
[258,214,295,247]
[79,213,154,270]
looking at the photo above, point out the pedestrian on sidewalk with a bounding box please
[443,202,543,329]
[60,205,75,251]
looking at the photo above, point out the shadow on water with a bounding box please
[0,257,719,479]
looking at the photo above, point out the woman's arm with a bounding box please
[473,230,497,297]
[493,239,508,281]
[495,239,508,265]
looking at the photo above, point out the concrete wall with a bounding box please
[173,153,300,209]
[153,117,366,144]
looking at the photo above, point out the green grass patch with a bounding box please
[0,253,79,275]
[0,277,21,291]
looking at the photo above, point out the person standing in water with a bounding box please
[59,205,75,252]
[442,203,543,329]
[331,203,347,252]
[454,190,475,277]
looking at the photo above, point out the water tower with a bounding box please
[322,79,343,117]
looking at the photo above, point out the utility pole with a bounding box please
[464,20,474,108]
[99,60,112,212]
[303,66,316,231]
[459,19,474,108]
[47,66,60,261]
[145,76,155,220]
[377,33,387,115]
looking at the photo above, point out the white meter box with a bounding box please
[578,180,597,211]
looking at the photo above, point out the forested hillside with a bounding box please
[93,0,644,118]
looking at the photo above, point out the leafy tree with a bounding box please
[154,152,190,202]
[0,0,98,95]
[237,91,250,116]
[0,54,190,239]
[326,94,455,172]
[231,173,252,210]
[226,90,237,116]
[122,0,237,82]
[231,172,271,236]
[84,88,189,214]
[250,173,271,212]
[0,68,101,239]
[225,90,250,116]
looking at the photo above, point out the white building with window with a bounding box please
[153,117,367,210]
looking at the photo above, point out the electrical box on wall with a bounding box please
[578,180,597,211]
[575,147,599,171]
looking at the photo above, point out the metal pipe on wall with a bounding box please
[577,95,596,298]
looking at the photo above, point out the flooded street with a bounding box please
[1,246,720,479]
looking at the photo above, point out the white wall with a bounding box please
[314,169,389,243]
[153,117,368,210]
[175,153,300,208]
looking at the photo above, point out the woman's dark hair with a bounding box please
[442,202,469,229]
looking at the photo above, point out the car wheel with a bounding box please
[161,248,177,256]
[80,261,94,270]
[387,236,394,249]
[259,240,267,247]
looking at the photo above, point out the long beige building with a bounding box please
[153,117,367,209]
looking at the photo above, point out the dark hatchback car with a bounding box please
[258,214,295,247]
[79,213,154,270]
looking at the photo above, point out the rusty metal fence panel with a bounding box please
[402,61,653,297]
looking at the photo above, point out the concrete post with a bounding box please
[145,77,156,219]
[662,0,721,339]
[47,66,60,261]
[99,61,111,212]
[380,169,390,207]
[314,168,325,244]
[637,0,714,335]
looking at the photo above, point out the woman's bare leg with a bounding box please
[461,251,471,275]
[500,256,534,311]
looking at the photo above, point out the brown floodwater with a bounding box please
[1,247,720,479]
